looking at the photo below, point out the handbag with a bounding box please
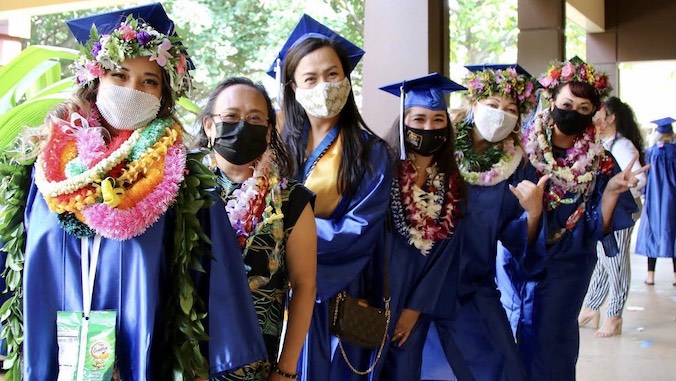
[328,217,391,375]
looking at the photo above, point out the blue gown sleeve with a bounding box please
[314,140,393,300]
[586,153,638,246]
[499,161,548,277]
[198,195,267,376]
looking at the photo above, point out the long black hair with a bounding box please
[280,37,383,201]
[196,76,293,178]
[603,96,646,165]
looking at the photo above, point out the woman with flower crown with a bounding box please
[412,65,548,381]
[195,77,316,381]
[498,57,646,381]
[0,5,261,380]
[271,15,392,381]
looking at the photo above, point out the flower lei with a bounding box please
[465,67,537,115]
[34,110,185,240]
[454,120,523,186]
[538,56,612,99]
[73,14,192,98]
[221,150,287,282]
[526,109,611,210]
[390,157,462,255]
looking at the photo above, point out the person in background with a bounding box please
[502,56,645,381]
[268,14,392,381]
[635,117,676,286]
[578,96,647,337]
[196,77,316,381]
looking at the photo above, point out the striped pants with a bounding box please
[583,226,633,317]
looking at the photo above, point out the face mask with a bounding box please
[404,126,448,157]
[96,83,161,130]
[473,102,519,142]
[212,121,268,165]
[551,107,593,136]
[294,77,351,119]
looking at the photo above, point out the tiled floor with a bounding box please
[577,251,676,381]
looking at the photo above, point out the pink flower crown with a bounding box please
[464,67,537,115]
[72,15,192,98]
[538,57,611,99]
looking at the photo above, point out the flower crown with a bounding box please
[72,15,192,98]
[465,67,537,115]
[537,57,611,100]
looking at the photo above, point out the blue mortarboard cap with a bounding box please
[651,117,675,134]
[379,73,465,159]
[266,14,365,79]
[66,3,194,70]
[464,63,532,77]
[379,72,466,111]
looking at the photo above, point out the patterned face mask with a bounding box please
[294,77,351,119]
[473,102,518,143]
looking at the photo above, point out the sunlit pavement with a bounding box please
[577,225,676,381]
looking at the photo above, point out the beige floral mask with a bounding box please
[294,77,351,119]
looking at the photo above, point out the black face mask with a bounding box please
[551,107,594,136]
[212,121,268,165]
[404,126,448,157]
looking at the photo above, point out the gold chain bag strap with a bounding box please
[328,217,391,375]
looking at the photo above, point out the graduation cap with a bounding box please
[66,2,194,70]
[651,117,675,134]
[464,63,531,77]
[379,72,466,159]
[266,14,365,80]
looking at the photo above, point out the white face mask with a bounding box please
[294,77,351,119]
[96,83,161,130]
[473,102,519,142]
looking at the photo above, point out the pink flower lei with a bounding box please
[391,158,462,255]
[223,150,287,249]
[525,110,605,210]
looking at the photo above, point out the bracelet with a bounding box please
[272,365,299,380]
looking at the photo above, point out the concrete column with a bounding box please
[362,0,449,138]
[587,0,618,96]
[517,0,565,77]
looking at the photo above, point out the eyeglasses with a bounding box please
[211,112,269,127]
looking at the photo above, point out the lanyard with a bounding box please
[78,234,102,378]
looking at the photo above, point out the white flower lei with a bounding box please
[525,109,604,206]
[459,142,523,186]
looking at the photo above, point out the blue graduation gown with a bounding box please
[299,133,392,381]
[377,223,465,381]
[22,174,263,380]
[497,155,637,381]
[200,194,268,377]
[23,176,167,380]
[421,159,542,381]
[635,143,676,258]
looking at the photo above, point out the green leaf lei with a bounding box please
[0,152,34,380]
[0,150,216,380]
[160,149,216,379]
[454,120,506,172]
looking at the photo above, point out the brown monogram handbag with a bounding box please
[328,218,391,375]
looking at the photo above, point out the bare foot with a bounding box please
[578,307,600,329]
[645,271,655,285]
[595,316,622,338]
